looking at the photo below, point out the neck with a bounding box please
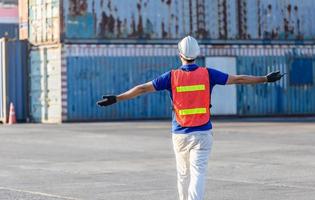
[182,61,195,65]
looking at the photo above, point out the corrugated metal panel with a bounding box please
[19,0,315,44]
[0,38,28,122]
[66,56,205,121]
[28,0,60,45]
[237,56,315,116]
[29,45,62,123]
[61,0,315,41]
[256,0,315,40]
[19,0,29,40]
[0,23,19,39]
[6,39,28,121]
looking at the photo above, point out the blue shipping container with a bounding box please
[29,43,315,123]
[67,56,204,121]
[237,56,315,116]
[0,38,28,122]
[0,23,19,39]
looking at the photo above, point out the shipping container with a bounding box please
[29,43,315,122]
[29,44,62,123]
[28,0,61,44]
[0,38,28,123]
[0,23,19,39]
[18,0,28,39]
[20,0,315,45]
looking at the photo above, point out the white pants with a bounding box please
[172,131,213,200]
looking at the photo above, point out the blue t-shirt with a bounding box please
[152,64,229,134]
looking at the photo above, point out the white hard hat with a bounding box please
[178,36,200,60]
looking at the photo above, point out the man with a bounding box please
[97,36,284,200]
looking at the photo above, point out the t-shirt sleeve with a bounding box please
[152,71,171,91]
[208,68,229,86]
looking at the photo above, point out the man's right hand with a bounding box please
[97,95,117,107]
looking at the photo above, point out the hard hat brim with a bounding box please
[179,53,197,60]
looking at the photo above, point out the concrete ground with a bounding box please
[0,119,315,200]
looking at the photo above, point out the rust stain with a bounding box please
[137,0,144,37]
[287,4,292,15]
[161,21,167,38]
[175,16,179,36]
[257,0,261,38]
[189,0,193,34]
[166,0,172,6]
[218,0,228,39]
[130,14,137,37]
[65,0,314,41]
[116,18,122,37]
[69,0,88,16]
[108,14,115,34]
[107,0,112,10]
[98,11,107,37]
[196,0,207,38]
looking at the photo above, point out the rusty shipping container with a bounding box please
[28,43,315,122]
[21,0,315,45]
[28,0,61,44]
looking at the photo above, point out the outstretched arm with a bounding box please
[97,81,155,107]
[116,81,155,101]
[226,75,267,84]
[226,71,284,85]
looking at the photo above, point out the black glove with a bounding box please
[266,71,285,82]
[97,95,117,107]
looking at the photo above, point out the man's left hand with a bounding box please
[266,71,285,82]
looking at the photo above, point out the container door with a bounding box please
[45,47,61,122]
[206,57,237,115]
[30,46,61,123]
[30,48,46,122]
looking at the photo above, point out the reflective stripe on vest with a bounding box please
[176,84,205,92]
[178,108,207,116]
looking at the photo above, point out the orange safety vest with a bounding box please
[171,67,210,127]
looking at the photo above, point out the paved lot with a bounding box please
[0,119,315,200]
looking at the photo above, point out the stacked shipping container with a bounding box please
[20,0,315,122]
